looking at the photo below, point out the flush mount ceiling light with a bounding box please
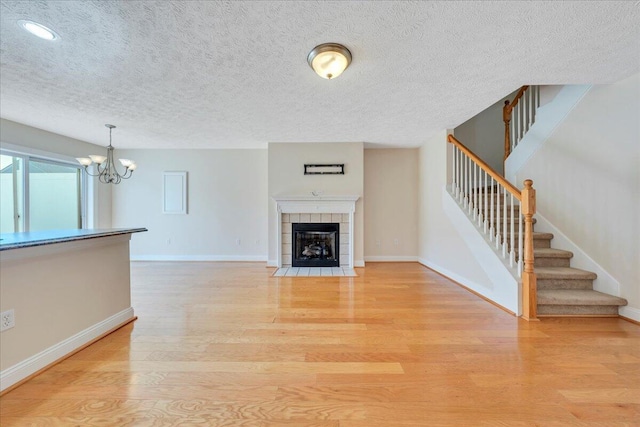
[307,43,352,80]
[17,19,59,41]
[76,124,137,184]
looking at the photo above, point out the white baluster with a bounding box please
[502,186,508,258]
[511,106,516,151]
[518,203,524,277]
[495,185,501,250]
[474,162,478,222]
[519,100,525,142]
[462,153,466,205]
[483,171,488,233]
[529,87,535,132]
[470,162,474,215]
[458,150,463,203]
[453,147,457,197]
[456,149,461,200]
[489,177,494,242]
[465,156,470,210]
[510,193,515,267]
[523,89,529,136]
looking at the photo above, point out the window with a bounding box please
[0,152,85,233]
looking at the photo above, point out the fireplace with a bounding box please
[292,223,339,267]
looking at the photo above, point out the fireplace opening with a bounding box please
[292,223,339,267]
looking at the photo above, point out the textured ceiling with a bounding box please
[0,1,638,149]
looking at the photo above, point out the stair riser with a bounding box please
[533,240,550,249]
[537,305,620,316]
[537,279,593,290]
[534,257,571,268]
[505,239,551,249]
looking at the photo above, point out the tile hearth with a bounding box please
[272,267,357,277]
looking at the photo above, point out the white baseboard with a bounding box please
[364,256,418,262]
[267,259,278,267]
[354,260,365,268]
[0,307,135,392]
[130,255,267,262]
[619,306,640,323]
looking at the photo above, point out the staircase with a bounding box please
[506,218,627,316]
[448,132,628,320]
[501,85,627,316]
[530,238,627,316]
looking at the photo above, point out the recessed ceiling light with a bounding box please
[17,20,59,41]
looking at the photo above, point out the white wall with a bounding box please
[454,90,518,173]
[514,73,640,319]
[0,119,112,228]
[418,130,519,314]
[268,142,364,266]
[111,149,268,260]
[1,234,135,390]
[364,149,419,261]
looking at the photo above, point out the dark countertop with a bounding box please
[0,228,147,251]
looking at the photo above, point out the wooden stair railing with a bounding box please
[448,134,537,320]
[503,85,540,171]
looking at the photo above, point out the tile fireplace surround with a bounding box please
[273,195,360,269]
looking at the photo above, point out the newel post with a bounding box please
[521,179,537,320]
[503,100,512,174]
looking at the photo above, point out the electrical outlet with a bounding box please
[394,239,399,246]
[236,239,241,245]
[1,309,15,332]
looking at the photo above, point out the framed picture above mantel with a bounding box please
[304,164,345,175]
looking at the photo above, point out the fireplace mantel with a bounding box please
[273,195,360,268]
[273,195,359,214]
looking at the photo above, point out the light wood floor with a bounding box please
[1,262,639,426]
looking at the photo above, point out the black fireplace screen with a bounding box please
[292,223,339,267]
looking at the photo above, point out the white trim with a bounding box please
[364,256,418,262]
[162,171,188,215]
[0,144,88,232]
[0,307,134,392]
[439,187,521,314]
[130,255,267,262]
[267,259,278,267]
[619,306,640,323]
[273,195,360,202]
[0,141,80,165]
[418,257,514,314]
[354,259,365,268]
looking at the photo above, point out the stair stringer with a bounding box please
[441,187,521,315]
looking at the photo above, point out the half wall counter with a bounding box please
[0,228,146,393]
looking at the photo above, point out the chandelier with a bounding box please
[76,124,137,184]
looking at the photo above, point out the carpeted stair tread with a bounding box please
[533,248,573,258]
[537,290,627,306]
[535,267,597,280]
